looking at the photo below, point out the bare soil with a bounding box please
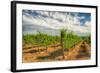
[22,41,91,63]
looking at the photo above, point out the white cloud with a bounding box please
[22,13,56,29]
[84,21,91,32]
[35,11,49,16]
[85,21,91,27]
[22,11,91,35]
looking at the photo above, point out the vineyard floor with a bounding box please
[22,41,91,63]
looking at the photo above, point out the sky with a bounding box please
[22,9,91,36]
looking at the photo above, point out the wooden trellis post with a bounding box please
[60,30,65,59]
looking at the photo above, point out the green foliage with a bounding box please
[59,29,82,49]
[84,34,91,45]
[63,32,82,49]
[23,32,60,46]
[60,29,67,37]
[23,30,83,49]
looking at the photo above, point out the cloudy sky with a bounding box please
[22,9,91,36]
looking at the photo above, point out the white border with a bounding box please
[16,3,96,70]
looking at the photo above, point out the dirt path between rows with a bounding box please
[22,41,91,63]
[64,41,90,60]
